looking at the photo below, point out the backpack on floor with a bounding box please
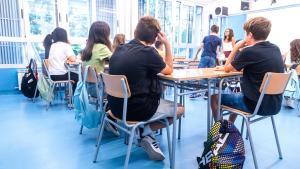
[21,59,39,98]
[197,120,245,169]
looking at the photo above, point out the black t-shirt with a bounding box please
[201,35,222,58]
[107,39,166,121]
[231,41,284,115]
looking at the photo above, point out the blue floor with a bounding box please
[0,93,299,169]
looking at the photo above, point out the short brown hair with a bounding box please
[243,17,271,41]
[134,16,161,44]
[211,25,219,33]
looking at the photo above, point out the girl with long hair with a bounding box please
[222,28,236,58]
[81,21,112,73]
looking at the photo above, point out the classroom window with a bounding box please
[26,0,56,35]
[68,0,91,38]
[96,0,117,38]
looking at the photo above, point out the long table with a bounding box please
[158,68,242,169]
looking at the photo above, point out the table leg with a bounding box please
[207,79,211,134]
[171,84,178,169]
[217,78,225,121]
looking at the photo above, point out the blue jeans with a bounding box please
[198,56,216,68]
[221,94,251,113]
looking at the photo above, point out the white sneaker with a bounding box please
[285,98,296,109]
[104,122,120,137]
[140,135,165,161]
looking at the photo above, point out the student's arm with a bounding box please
[231,37,236,47]
[158,32,173,75]
[66,44,76,62]
[224,40,247,72]
[193,43,203,61]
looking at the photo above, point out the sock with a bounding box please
[142,125,153,137]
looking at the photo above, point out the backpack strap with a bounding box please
[82,65,90,85]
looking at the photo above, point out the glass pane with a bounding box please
[175,1,181,44]
[68,0,91,38]
[96,0,117,38]
[138,0,147,18]
[178,48,186,56]
[27,0,56,35]
[0,41,25,64]
[187,6,194,43]
[157,0,172,39]
[149,0,156,17]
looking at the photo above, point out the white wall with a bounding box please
[205,0,300,57]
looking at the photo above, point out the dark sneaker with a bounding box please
[104,122,120,137]
[140,135,165,161]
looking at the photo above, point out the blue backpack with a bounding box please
[197,120,245,169]
[73,66,101,129]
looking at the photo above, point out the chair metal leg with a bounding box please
[79,124,83,135]
[165,119,172,165]
[33,84,39,103]
[271,116,283,159]
[93,116,106,163]
[178,116,181,140]
[241,118,245,137]
[124,128,136,169]
[96,114,106,147]
[245,118,259,169]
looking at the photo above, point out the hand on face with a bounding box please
[157,32,169,45]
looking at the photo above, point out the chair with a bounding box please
[79,65,102,134]
[221,72,291,169]
[93,73,172,169]
[34,59,72,110]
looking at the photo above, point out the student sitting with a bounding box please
[81,21,112,74]
[112,33,125,52]
[108,16,184,160]
[47,27,78,91]
[211,17,284,123]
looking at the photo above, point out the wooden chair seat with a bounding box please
[221,105,251,116]
[107,110,138,125]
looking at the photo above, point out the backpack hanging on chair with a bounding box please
[197,120,245,169]
[73,66,101,129]
[21,59,39,98]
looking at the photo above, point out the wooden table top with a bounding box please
[158,68,242,81]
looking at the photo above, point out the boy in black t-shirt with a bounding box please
[108,16,184,161]
[211,17,284,123]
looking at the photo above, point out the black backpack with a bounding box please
[21,59,39,98]
[197,120,245,169]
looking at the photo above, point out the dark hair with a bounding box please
[211,25,219,33]
[154,40,163,49]
[290,39,300,63]
[223,28,234,42]
[81,21,112,61]
[112,34,125,51]
[43,34,52,59]
[134,16,161,44]
[243,17,271,41]
[51,27,69,43]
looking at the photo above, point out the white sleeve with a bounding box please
[65,44,75,57]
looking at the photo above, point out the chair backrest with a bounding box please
[259,72,291,95]
[101,73,131,98]
[252,72,291,116]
